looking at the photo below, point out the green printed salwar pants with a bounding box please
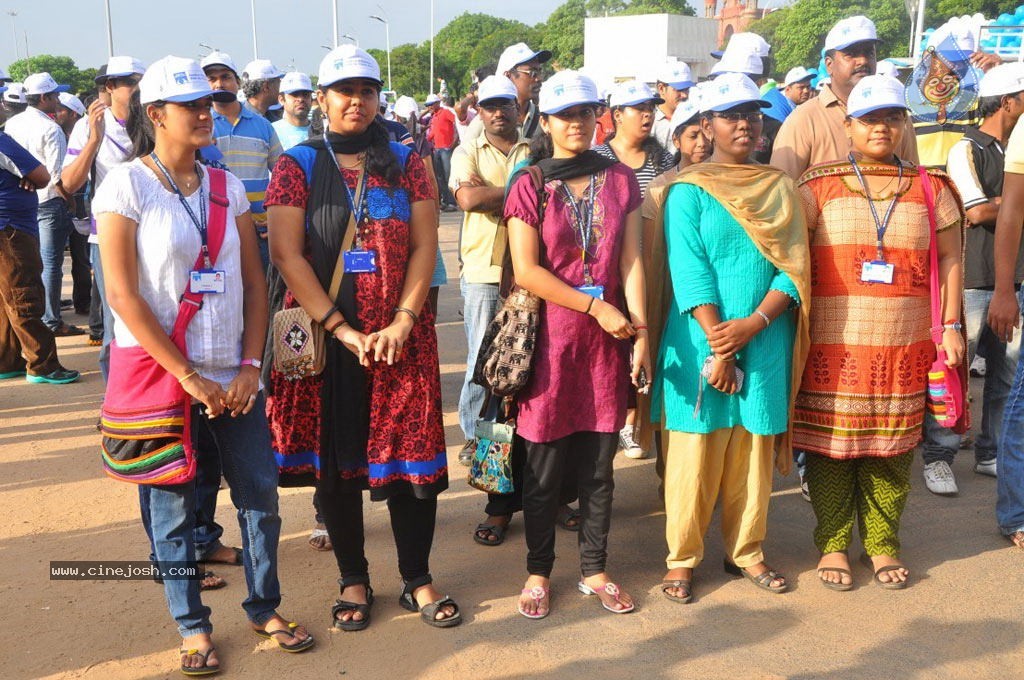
[805,451,913,556]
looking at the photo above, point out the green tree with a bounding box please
[8,54,96,95]
[468,23,544,78]
[368,43,433,99]
[618,0,696,16]
[542,0,587,69]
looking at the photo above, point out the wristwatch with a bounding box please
[241,358,263,369]
[943,322,962,331]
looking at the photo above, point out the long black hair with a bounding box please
[126,91,155,160]
[528,117,554,163]
[362,118,404,184]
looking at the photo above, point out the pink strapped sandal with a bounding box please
[577,580,635,614]
[517,585,550,619]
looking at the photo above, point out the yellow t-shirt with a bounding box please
[1006,117,1024,175]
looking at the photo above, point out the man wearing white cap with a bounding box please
[448,75,531,476]
[203,51,282,267]
[52,93,92,320]
[922,63,1024,494]
[781,67,814,108]
[272,71,313,151]
[242,58,285,122]
[652,62,694,154]
[425,94,458,210]
[461,41,552,144]
[5,72,83,336]
[61,55,144,373]
[772,15,919,180]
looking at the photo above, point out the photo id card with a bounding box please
[576,284,605,300]
[861,260,894,284]
[344,249,378,274]
[189,269,226,294]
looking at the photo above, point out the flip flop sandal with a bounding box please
[200,547,243,567]
[254,621,316,652]
[399,576,463,628]
[473,521,510,547]
[816,568,854,592]
[308,528,332,552]
[659,579,693,604]
[557,506,581,532]
[179,647,220,677]
[859,553,909,590]
[724,560,788,594]
[332,578,374,632]
[1007,531,1024,551]
[577,581,636,614]
[199,571,227,591]
[517,585,550,619]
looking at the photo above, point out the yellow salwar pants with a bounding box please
[664,426,775,569]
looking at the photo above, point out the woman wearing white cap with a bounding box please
[504,70,649,618]
[95,55,313,676]
[793,74,966,591]
[645,73,810,603]
[265,46,460,630]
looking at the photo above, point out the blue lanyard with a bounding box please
[324,133,369,248]
[849,153,903,262]
[151,153,210,269]
[562,175,596,284]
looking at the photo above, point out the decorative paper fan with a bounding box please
[906,35,980,125]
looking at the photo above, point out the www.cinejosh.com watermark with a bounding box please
[49,561,202,581]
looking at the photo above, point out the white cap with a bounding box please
[496,42,551,77]
[57,92,86,116]
[825,16,879,52]
[538,70,601,114]
[24,72,70,95]
[139,55,236,105]
[280,71,313,94]
[393,94,419,120]
[669,99,701,131]
[3,82,25,103]
[846,74,909,118]
[0,68,10,83]
[424,93,441,106]
[875,60,899,79]
[926,21,978,61]
[711,50,764,78]
[816,77,831,91]
[979,62,1024,98]
[608,80,663,108]
[713,32,771,59]
[318,45,382,89]
[242,59,284,82]
[783,67,814,88]
[476,75,518,104]
[658,61,694,90]
[700,73,768,112]
[200,51,238,75]
[104,56,146,80]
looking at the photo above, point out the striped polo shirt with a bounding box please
[211,102,282,228]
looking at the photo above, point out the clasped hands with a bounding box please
[334,316,414,367]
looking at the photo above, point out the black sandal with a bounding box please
[660,579,693,604]
[860,553,909,590]
[200,546,242,567]
[179,646,220,677]
[724,559,788,594]
[253,620,315,652]
[473,517,511,546]
[817,552,854,592]
[331,575,374,632]
[154,569,225,590]
[556,505,581,532]
[399,575,462,628]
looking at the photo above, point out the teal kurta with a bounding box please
[653,183,799,435]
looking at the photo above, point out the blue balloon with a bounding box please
[998,13,1013,24]
[1015,5,1024,17]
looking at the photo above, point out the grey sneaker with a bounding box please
[799,471,811,502]
[975,458,997,478]
[923,461,959,496]
[458,440,477,467]
[619,426,647,459]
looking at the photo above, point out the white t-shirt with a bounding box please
[64,109,134,243]
[92,159,251,386]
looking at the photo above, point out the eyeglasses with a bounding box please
[110,76,141,88]
[853,112,906,127]
[479,100,517,112]
[711,111,763,123]
[513,67,543,80]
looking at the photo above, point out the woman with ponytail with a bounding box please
[265,46,460,631]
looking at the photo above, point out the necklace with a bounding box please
[339,153,365,169]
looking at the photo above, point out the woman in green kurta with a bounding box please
[648,74,811,603]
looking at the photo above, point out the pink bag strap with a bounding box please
[169,167,230,350]
[918,166,944,345]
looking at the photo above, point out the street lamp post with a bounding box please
[331,0,338,48]
[104,0,114,58]
[6,11,17,61]
[430,0,435,95]
[250,0,259,59]
[342,33,359,46]
[369,10,392,92]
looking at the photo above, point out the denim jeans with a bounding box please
[90,244,114,381]
[37,198,75,330]
[433,148,455,206]
[458,280,501,441]
[997,287,1024,536]
[922,288,1021,465]
[139,394,282,636]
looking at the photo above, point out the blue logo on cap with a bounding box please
[718,84,730,94]
[334,59,345,70]
[554,84,565,96]
[173,71,188,85]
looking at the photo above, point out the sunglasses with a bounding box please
[110,76,141,88]
[711,111,763,123]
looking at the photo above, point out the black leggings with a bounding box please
[318,487,437,583]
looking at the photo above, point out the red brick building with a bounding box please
[705,0,767,50]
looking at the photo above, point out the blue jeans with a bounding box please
[921,288,1020,465]
[433,148,455,206]
[37,198,74,330]
[139,394,282,636]
[997,287,1024,535]
[90,243,114,381]
[458,280,500,441]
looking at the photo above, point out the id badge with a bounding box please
[189,269,226,294]
[344,249,378,274]
[576,284,605,300]
[861,260,894,284]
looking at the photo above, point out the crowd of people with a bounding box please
[1,10,1024,677]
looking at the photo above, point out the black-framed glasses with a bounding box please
[712,111,763,123]
[513,67,543,80]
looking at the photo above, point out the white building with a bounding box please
[583,13,720,86]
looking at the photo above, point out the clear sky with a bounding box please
[1,0,583,75]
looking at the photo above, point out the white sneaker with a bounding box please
[975,459,998,477]
[799,471,811,502]
[923,461,959,496]
[619,426,648,459]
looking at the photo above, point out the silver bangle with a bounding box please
[755,310,771,328]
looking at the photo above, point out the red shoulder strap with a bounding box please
[918,166,943,344]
